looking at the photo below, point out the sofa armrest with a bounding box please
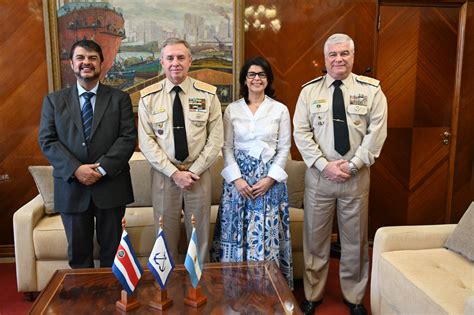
[13,195,46,292]
[370,224,456,315]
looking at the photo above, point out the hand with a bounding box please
[322,160,351,183]
[340,160,351,175]
[233,178,254,199]
[74,163,102,186]
[252,177,275,198]
[171,170,200,190]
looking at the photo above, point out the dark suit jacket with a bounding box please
[39,83,137,213]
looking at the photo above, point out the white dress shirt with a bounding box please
[221,96,291,183]
[77,82,106,175]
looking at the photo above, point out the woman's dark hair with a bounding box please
[69,40,104,62]
[239,56,275,104]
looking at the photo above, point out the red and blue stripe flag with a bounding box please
[112,230,144,295]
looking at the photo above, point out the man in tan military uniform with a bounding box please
[293,33,387,315]
[138,38,223,264]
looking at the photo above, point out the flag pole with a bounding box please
[115,216,141,311]
[149,215,174,310]
[184,213,207,307]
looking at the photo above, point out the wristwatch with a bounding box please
[348,161,359,176]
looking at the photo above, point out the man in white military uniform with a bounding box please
[138,38,223,263]
[293,33,387,315]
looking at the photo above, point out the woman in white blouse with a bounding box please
[211,56,293,288]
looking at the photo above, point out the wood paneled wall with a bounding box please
[0,0,472,252]
[0,0,49,252]
[244,0,378,159]
[451,1,474,222]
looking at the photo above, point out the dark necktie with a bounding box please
[172,86,189,162]
[332,80,350,155]
[81,92,94,142]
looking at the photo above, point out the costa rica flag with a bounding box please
[112,230,144,295]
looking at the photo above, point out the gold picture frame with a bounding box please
[43,0,244,110]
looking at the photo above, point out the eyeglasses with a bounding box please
[246,72,267,79]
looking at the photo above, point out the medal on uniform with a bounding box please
[189,98,207,112]
[350,94,368,106]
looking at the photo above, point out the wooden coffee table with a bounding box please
[30,261,301,314]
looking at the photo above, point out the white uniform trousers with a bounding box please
[303,166,370,304]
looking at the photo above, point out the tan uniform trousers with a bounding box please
[303,166,370,304]
[151,168,211,264]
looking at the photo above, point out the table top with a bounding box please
[30,261,301,314]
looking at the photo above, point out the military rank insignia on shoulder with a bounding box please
[193,81,217,95]
[140,82,163,98]
[302,76,323,88]
[356,75,380,87]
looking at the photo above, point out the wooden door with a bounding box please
[369,4,460,235]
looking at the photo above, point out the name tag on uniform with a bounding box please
[310,99,328,113]
[189,98,207,112]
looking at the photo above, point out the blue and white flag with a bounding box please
[184,227,203,288]
[147,228,175,289]
[112,230,144,295]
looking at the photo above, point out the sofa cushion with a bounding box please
[445,202,474,262]
[121,207,155,256]
[127,159,152,207]
[379,248,473,315]
[285,160,306,208]
[210,156,224,205]
[28,166,54,214]
[288,207,304,252]
[33,214,69,259]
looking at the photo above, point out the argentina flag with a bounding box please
[184,227,203,288]
[112,230,144,295]
[148,228,175,289]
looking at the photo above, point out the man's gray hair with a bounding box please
[324,33,355,56]
[160,38,192,58]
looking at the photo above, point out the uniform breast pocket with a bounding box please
[347,105,368,129]
[310,102,329,127]
[151,112,168,139]
[188,112,208,129]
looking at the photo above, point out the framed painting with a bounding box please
[43,0,244,110]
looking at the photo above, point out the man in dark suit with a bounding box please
[39,40,137,268]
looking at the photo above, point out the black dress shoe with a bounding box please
[343,300,367,315]
[300,299,322,315]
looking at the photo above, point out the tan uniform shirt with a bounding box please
[293,73,388,171]
[138,77,224,176]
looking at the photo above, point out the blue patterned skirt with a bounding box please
[211,150,294,289]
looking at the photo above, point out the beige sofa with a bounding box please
[13,153,306,294]
[371,204,474,315]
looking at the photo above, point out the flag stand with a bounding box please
[183,214,207,307]
[184,285,207,307]
[113,219,143,312]
[116,290,140,311]
[149,282,173,310]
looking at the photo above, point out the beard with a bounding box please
[74,66,100,82]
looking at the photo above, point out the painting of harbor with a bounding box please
[50,0,240,106]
